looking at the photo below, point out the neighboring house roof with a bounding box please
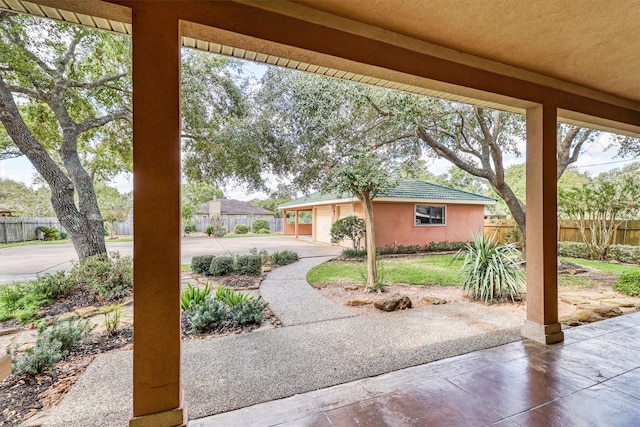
[199,199,273,216]
[278,179,496,209]
[0,204,12,213]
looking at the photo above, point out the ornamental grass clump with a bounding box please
[456,232,525,303]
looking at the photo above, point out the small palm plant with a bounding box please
[456,232,525,303]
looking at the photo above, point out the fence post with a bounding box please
[22,219,25,242]
[3,220,7,244]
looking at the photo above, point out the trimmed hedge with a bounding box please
[209,256,235,276]
[234,224,250,234]
[558,242,592,259]
[559,242,640,264]
[236,255,262,276]
[252,219,270,233]
[192,255,215,275]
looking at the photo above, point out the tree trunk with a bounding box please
[0,77,106,260]
[361,191,378,290]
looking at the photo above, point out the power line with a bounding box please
[570,157,639,169]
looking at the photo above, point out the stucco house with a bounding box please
[198,199,274,219]
[279,179,495,247]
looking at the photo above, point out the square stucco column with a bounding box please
[295,210,299,238]
[129,4,186,427]
[522,104,564,345]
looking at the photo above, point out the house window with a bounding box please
[415,205,445,225]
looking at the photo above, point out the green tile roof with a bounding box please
[278,179,495,208]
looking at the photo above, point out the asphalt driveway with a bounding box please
[0,235,340,284]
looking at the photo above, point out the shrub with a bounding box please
[456,232,525,303]
[205,222,226,237]
[205,225,214,236]
[215,286,252,307]
[231,297,267,325]
[32,271,75,300]
[11,317,91,376]
[236,255,262,276]
[252,219,270,233]
[330,216,365,248]
[184,224,197,233]
[258,228,270,234]
[270,250,299,266]
[0,281,51,323]
[59,232,68,240]
[99,304,123,336]
[609,245,640,264]
[191,255,215,275]
[185,296,228,334]
[613,272,640,296]
[341,248,367,259]
[424,241,469,252]
[209,256,235,276]
[181,283,212,311]
[558,242,592,259]
[36,226,60,240]
[234,224,250,234]
[69,252,133,300]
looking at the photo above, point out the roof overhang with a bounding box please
[4,0,640,136]
[279,196,495,210]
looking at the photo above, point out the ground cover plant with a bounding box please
[613,272,640,296]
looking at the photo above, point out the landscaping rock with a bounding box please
[347,299,373,306]
[422,296,447,305]
[0,354,10,381]
[344,285,360,291]
[594,298,638,308]
[75,306,100,318]
[559,315,581,326]
[374,294,412,312]
[574,304,623,322]
[561,296,591,306]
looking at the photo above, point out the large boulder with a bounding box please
[574,304,623,323]
[374,294,412,312]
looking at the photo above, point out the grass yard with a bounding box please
[222,232,283,238]
[307,254,463,286]
[308,254,640,289]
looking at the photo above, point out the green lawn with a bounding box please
[307,254,640,289]
[307,254,463,286]
[222,232,283,238]
[0,239,73,249]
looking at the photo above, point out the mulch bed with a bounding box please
[0,273,280,427]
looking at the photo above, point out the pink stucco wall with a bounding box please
[282,210,312,236]
[372,202,484,247]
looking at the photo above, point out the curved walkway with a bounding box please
[45,256,524,426]
[260,256,354,326]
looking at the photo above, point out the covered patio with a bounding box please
[3,1,640,426]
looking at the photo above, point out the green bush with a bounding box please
[609,245,640,264]
[205,222,226,237]
[258,228,270,234]
[231,297,267,325]
[456,232,525,303]
[185,297,228,334]
[613,271,640,296]
[252,219,270,233]
[36,226,60,240]
[270,250,299,266]
[0,281,52,323]
[184,224,197,233]
[234,224,250,234]
[11,317,91,376]
[191,255,215,275]
[558,242,592,259]
[69,252,133,300]
[181,283,212,311]
[330,216,365,248]
[215,286,252,307]
[236,255,262,276]
[424,241,469,252]
[209,256,235,276]
[60,232,68,240]
[32,271,75,300]
[341,248,367,259]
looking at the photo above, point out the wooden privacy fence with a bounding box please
[0,217,65,244]
[484,219,640,247]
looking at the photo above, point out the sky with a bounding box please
[0,58,637,201]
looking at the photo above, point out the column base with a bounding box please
[521,320,564,344]
[129,406,186,427]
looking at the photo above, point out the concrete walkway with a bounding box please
[44,257,524,426]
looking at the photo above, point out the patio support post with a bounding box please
[129,4,186,426]
[522,104,564,345]
[295,210,299,238]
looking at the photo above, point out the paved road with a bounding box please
[0,236,340,284]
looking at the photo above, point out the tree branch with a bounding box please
[76,109,131,134]
[67,73,128,89]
